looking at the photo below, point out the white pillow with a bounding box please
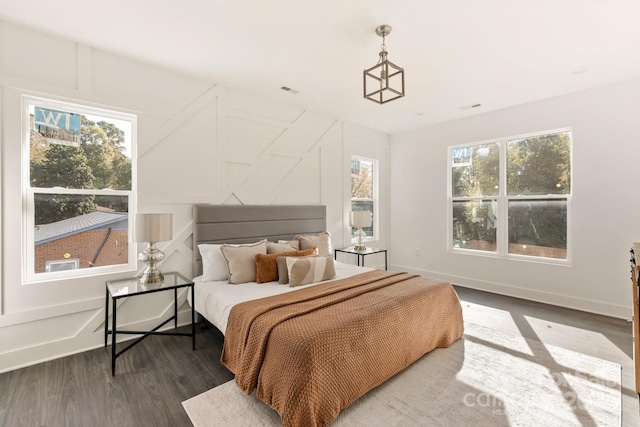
[198,244,227,281]
[198,240,268,282]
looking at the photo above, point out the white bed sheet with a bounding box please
[189,261,373,335]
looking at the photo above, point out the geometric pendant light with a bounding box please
[363,24,405,104]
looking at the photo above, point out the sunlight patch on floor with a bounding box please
[520,315,631,363]
[460,300,521,335]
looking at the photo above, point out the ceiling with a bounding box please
[1,0,640,134]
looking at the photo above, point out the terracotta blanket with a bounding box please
[221,270,464,427]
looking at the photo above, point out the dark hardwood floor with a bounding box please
[0,286,638,426]
[0,324,233,427]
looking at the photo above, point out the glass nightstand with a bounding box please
[104,272,195,376]
[334,246,388,270]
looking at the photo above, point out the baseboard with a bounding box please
[391,263,630,320]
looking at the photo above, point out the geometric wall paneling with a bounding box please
[224,89,304,124]
[240,154,304,204]
[223,193,245,205]
[91,49,214,111]
[151,219,194,280]
[115,291,174,326]
[271,121,342,206]
[219,188,253,206]
[1,23,77,88]
[274,112,337,152]
[137,90,219,203]
[174,230,197,268]
[137,86,219,157]
[107,294,192,337]
[222,162,251,192]
[217,95,342,206]
[136,114,173,147]
[215,94,318,206]
[319,123,345,201]
[271,151,322,205]
[147,107,218,194]
[221,114,286,162]
[2,309,93,353]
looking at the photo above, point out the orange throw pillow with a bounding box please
[255,248,317,283]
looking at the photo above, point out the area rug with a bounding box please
[182,322,621,426]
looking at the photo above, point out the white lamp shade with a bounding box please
[135,213,173,242]
[350,211,372,228]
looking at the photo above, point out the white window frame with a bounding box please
[351,155,379,243]
[447,127,572,264]
[22,95,137,283]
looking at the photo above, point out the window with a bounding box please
[24,96,136,282]
[449,129,571,261]
[351,156,378,241]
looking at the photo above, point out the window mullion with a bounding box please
[496,139,508,256]
[31,187,132,196]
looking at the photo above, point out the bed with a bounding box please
[191,204,464,427]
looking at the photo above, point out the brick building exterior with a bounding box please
[34,211,128,273]
[35,228,128,273]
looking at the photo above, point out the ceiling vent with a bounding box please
[281,86,299,94]
[459,103,482,111]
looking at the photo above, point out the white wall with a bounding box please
[390,78,640,319]
[0,21,389,373]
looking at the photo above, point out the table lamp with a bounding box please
[350,211,372,251]
[135,213,172,284]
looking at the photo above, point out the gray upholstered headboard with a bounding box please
[192,204,327,277]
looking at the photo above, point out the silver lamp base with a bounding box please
[354,227,367,251]
[139,270,164,285]
[138,242,165,285]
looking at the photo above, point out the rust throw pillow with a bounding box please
[255,248,317,283]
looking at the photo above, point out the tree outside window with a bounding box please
[450,130,571,260]
[351,157,377,240]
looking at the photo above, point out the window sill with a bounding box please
[449,247,571,266]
